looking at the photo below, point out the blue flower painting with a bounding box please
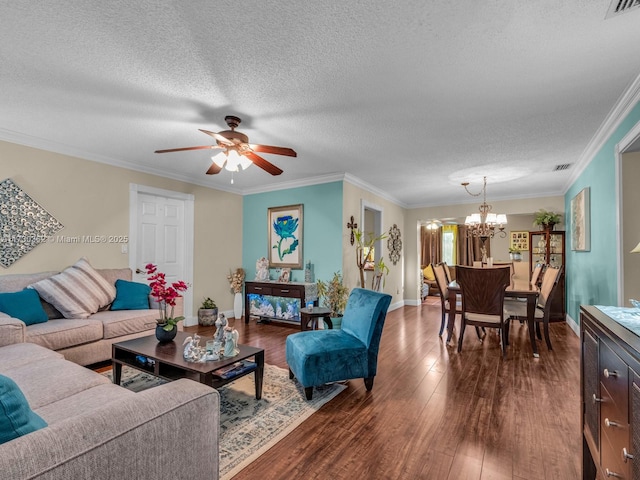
[268,204,303,268]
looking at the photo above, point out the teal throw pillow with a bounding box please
[0,289,48,326]
[111,279,151,310]
[0,374,48,445]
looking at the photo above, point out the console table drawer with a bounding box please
[247,285,273,295]
[272,286,301,297]
[600,340,629,420]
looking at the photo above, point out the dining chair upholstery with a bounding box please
[432,263,461,337]
[530,263,544,288]
[286,288,392,400]
[504,266,563,351]
[456,265,512,357]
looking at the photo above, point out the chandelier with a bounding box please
[462,176,507,239]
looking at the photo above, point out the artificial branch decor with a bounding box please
[354,229,388,289]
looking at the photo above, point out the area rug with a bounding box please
[102,364,345,479]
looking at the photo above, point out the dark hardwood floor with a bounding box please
[187,296,581,480]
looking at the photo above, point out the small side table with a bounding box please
[300,307,333,331]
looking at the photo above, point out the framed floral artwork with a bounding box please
[268,204,303,269]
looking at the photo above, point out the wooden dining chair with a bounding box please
[456,265,512,357]
[504,265,563,351]
[431,263,461,337]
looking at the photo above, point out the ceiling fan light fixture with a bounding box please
[212,152,227,168]
[238,154,252,171]
[224,149,242,172]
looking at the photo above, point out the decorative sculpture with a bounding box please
[214,313,227,343]
[182,334,206,362]
[223,326,239,357]
[255,256,269,281]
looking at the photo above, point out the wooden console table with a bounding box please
[581,305,640,479]
[244,281,317,327]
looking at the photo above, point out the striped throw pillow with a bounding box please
[29,258,116,319]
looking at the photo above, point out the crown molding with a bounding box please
[240,172,346,195]
[342,173,408,208]
[0,128,243,195]
[563,72,640,192]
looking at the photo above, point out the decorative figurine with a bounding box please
[255,257,269,281]
[182,334,206,362]
[223,326,239,357]
[214,313,227,343]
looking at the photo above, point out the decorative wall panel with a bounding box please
[0,178,64,268]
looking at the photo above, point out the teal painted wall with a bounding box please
[565,101,640,322]
[242,182,343,284]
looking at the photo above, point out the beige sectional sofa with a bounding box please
[0,342,219,479]
[0,266,182,366]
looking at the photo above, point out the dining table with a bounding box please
[446,278,542,357]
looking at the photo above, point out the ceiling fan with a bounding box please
[155,115,296,176]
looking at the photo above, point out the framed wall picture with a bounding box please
[510,231,529,251]
[571,187,590,251]
[268,204,303,268]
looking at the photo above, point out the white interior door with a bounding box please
[129,184,194,325]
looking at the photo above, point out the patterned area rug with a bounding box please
[103,364,345,479]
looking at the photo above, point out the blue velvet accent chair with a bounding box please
[286,288,392,400]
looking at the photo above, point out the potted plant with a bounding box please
[508,247,522,262]
[317,272,350,328]
[533,209,562,231]
[198,297,218,326]
[145,263,188,343]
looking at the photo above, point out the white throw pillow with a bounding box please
[29,258,116,319]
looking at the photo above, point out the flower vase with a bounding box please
[155,324,177,343]
[233,292,243,320]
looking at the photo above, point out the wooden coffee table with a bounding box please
[112,331,264,399]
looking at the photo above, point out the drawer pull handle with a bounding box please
[604,368,618,378]
[254,287,263,291]
[280,289,289,293]
[593,394,604,403]
[604,418,619,428]
[623,448,634,463]
[605,468,622,477]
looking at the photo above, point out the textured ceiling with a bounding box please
[1,1,640,207]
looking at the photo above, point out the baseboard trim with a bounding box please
[566,314,579,337]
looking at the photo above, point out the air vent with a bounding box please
[605,0,640,19]
[553,163,573,171]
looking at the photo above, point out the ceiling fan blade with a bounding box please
[249,144,297,157]
[155,145,220,153]
[199,129,234,146]
[206,162,222,175]
[244,151,283,176]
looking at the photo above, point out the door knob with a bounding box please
[604,368,618,378]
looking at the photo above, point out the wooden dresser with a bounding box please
[581,305,640,479]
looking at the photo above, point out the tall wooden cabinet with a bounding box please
[529,229,566,320]
[581,305,640,479]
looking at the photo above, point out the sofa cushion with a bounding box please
[29,258,116,319]
[111,279,151,311]
[0,374,48,444]
[34,383,134,425]
[0,343,63,371]
[90,310,158,339]
[2,357,111,410]
[0,271,63,319]
[24,319,103,351]
[0,289,48,326]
